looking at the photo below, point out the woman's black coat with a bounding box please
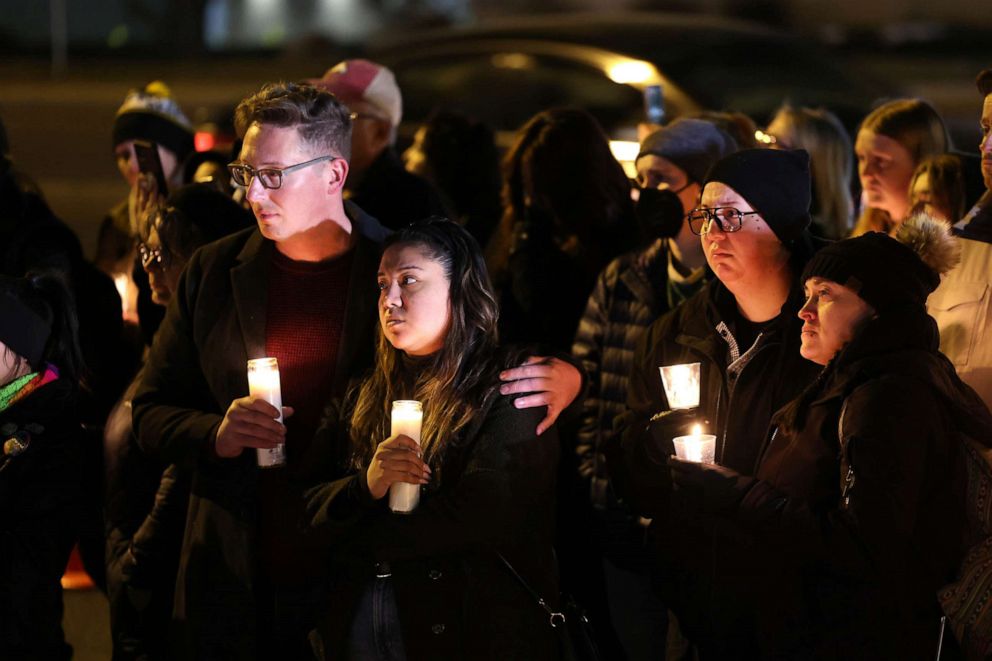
[727,308,992,659]
[304,384,560,661]
[0,376,81,660]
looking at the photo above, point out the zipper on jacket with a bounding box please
[715,326,777,465]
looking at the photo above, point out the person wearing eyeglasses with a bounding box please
[131,82,581,659]
[606,149,822,659]
[104,184,251,660]
[310,59,446,230]
[570,118,737,660]
[128,82,384,659]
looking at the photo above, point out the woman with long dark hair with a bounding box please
[304,218,560,660]
[0,272,84,660]
[487,107,637,350]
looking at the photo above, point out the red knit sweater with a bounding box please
[257,246,354,586]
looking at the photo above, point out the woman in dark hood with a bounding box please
[671,214,990,658]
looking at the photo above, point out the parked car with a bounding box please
[370,11,882,169]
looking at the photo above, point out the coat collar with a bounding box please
[229,201,390,364]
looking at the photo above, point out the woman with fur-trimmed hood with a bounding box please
[668,215,992,659]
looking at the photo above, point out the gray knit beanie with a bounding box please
[636,118,738,184]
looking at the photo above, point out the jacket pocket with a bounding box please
[929,281,989,367]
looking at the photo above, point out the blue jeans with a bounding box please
[347,577,407,661]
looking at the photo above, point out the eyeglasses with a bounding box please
[138,242,169,269]
[687,207,761,236]
[227,155,336,190]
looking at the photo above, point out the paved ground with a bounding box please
[64,588,112,660]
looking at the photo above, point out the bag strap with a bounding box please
[837,398,856,510]
[495,552,566,629]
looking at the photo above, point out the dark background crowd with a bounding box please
[1,2,992,660]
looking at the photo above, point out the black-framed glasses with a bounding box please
[227,155,336,190]
[138,242,169,269]
[687,207,761,236]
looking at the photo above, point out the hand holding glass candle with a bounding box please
[247,358,286,468]
[389,400,424,513]
[659,362,701,410]
[673,424,716,464]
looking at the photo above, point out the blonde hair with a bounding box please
[852,99,948,236]
[770,105,854,239]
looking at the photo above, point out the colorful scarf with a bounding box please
[0,364,59,413]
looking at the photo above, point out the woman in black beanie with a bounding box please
[670,215,992,658]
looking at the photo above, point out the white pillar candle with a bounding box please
[247,357,286,468]
[673,424,716,464]
[659,362,701,410]
[389,400,423,513]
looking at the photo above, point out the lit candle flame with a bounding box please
[691,424,702,437]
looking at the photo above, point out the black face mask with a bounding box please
[635,186,687,241]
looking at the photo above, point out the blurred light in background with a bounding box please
[609,139,640,178]
[607,59,656,85]
[195,131,217,152]
[754,129,777,146]
[315,0,379,45]
[491,52,537,70]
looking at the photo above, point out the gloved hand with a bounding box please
[668,457,753,514]
[644,408,706,464]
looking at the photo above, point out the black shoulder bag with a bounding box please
[496,553,603,661]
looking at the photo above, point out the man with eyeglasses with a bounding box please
[311,59,445,229]
[130,82,388,658]
[606,149,822,658]
[132,81,582,658]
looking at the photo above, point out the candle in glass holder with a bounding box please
[247,357,286,468]
[659,362,701,410]
[389,400,423,513]
[673,424,716,464]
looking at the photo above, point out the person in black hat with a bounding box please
[605,148,823,658]
[97,81,195,281]
[96,82,196,347]
[0,272,84,660]
[570,117,737,660]
[669,214,991,658]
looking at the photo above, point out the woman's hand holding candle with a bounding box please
[366,434,432,500]
[667,457,751,513]
[214,396,294,459]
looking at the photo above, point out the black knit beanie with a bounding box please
[802,231,940,311]
[637,118,738,184]
[705,148,811,246]
[112,81,194,159]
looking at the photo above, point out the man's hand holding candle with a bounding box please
[365,434,432,501]
[214,396,293,459]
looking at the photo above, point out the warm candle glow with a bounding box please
[673,424,716,464]
[659,363,701,410]
[389,400,424,513]
[247,357,285,468]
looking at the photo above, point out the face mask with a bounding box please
[636,187,686,241]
